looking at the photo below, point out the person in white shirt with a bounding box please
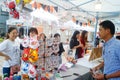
[0,27,20,77]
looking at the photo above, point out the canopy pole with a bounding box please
[27,26,29,37]
[94,13,99,47]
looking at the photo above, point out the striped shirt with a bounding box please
[103,37,120,80]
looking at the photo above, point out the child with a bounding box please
[0,27,20,77]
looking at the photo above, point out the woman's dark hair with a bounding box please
[6,27,17,39]
[81,30,88,40]
[99,20,115,35]
[71,30,80,40]
[54,33,60,37]
[28,27,38,36]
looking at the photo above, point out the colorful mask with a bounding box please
[21,61,29,74]
[28,64,37,78]
[29,38,39,49]
[21,37,29,48]
[28,48,39,63]
[22,48,30,61]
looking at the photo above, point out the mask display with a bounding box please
[28,64,37,78]
[22,48,30,61]
[21,61,29,74]
[28,48,39,63]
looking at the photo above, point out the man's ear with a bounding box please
[106,29,110,34]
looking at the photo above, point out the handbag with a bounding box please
[89,47,102,61]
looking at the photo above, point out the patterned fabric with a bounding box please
[102,37,120,80]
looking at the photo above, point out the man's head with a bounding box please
[99,20,115,41]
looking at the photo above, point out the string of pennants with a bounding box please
[31,2,58,13]
[72,16,94,27]
[76,20,92,26]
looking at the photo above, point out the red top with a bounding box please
[78,37,85,58]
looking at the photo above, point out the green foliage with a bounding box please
[0,38,4,42]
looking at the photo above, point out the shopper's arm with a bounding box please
[70,39,83,49]
[74,44,84,49]
[106,71,120,79]
[0,52,11,60]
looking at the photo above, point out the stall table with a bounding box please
[60,54,102,80]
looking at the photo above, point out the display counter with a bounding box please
[60,54,102,80]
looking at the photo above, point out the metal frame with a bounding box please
[67,1,95,17]
[45,0,120,45]
[68,0,95,10]
[48,0,67,10]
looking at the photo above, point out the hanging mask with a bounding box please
[8,1,16,9]
[21,37,29,48]
[13,10,19,19]
[21,61,29,74]
[29,38,39,49]
[28,64,37,78]
[28,48,39,63]
[22,48,30,61]
[46,38,53,46]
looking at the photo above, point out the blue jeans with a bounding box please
[3,67,10,77]
[3,67,18,78]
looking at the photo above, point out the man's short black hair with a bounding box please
[99,20,115,35]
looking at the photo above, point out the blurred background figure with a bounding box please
[94,36,100,47]
[54,33,66,64]
[65,38,69,44]
[20,27,38,50]
[79,30,88,58]
[38,33,46,41]
[70,30,83,59]
[28,27,38,39]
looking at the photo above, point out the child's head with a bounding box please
[28,27,38,37]
[7,27,18,41]
[54,33,61,41]
[54,33,60,38]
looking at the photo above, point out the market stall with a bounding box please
[1,0,120,80]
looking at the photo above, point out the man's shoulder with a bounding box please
[114,39,120,44]
[112,39,120,48]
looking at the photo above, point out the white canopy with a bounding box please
[74,25,95,32]
[31,8,59,25]
[62,20,95,32]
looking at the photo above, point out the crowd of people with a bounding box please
[0,20,120,80]
[69,30,88,59]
